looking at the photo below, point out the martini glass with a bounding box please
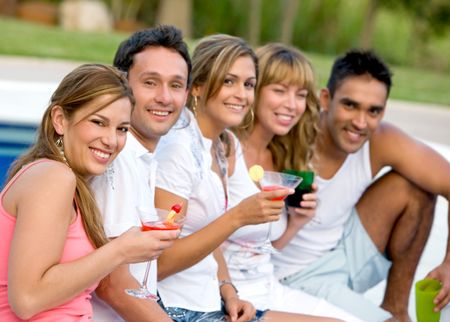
[125,206,183,300]
[257,171,302,253]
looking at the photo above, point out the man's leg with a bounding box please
[279,216,392,322]
[357,171,436,321]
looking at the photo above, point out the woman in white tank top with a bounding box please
[228,43,362,321]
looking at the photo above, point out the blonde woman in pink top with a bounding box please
[0,64,180,321]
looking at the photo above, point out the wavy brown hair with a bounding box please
[237,43,320,171]
[7,64,134,248]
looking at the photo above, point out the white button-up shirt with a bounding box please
[90,132,158,321]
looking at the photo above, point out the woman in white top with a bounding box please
[155,35,344,321]
[225,43,363,321]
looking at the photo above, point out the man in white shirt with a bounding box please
[90,25,191,321]
[273,49,450,322]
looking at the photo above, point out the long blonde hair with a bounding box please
[238,43,320,171]
[7,64,134,248]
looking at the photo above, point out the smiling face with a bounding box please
[195,55,256,138]
[127,46,189,150]
[256,82,308,137]
[321,74,388,154]
[54,94,132,178]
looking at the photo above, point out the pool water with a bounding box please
[0,122,37,187]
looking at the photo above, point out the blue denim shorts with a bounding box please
[158,299,266,322]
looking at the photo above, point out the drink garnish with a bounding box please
[249,164,264,182]
[166,203,182,224]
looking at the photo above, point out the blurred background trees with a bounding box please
[2,0,450,72]
[138,0,450,71]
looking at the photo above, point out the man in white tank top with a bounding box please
[273,49,450,322]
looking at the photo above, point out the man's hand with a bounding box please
[224,297,256,322]
[426,261,450,311]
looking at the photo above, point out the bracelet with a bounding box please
[219,279,239,294]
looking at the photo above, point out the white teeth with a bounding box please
[346,130,362,140]
[226,104,244,112]
[151,110,170,116]
[91,149,110,159]
[277,114,293,121]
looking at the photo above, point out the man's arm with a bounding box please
[371,122,450,200]
[371,122,450,310]
[96,265,171,322]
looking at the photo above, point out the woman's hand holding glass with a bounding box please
[230,188,294,227]
[286,183,318,228]
[124,206,184,300]
[113,223,180,265]
[226,186,294,254]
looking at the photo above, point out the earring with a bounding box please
[239,108,255,129]
[55,136,68,165]
[192,96,198,116]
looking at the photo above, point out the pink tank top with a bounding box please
[0,159,98,321]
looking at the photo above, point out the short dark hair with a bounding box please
[113,24,192,87]
[327,49,392,97]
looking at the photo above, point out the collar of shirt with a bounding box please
[125,132,155,167]
[124,133,158,216]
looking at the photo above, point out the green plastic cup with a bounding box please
[282,169,315,208]
[415,278,442,322]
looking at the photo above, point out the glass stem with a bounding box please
[141,260,152,288]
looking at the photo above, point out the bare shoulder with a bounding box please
[370,121,444,172]
[26,160,75,184]
[372,121,408,140]
[4,160,76,216]
[13,160,76,200]
[372,121,434,152]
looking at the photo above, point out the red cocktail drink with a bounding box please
[125,204,183,300]
[262,185,288,200]
[142,221,180,231]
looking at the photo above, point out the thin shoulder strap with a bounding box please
[1,159,53,196]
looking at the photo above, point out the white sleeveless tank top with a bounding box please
[273,142,373,279]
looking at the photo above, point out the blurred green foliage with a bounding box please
[0,17,127,63]
[1,16,450,107]
[26,0,447,71]
[187,0,450,72]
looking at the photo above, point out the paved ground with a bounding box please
[0,55,83,83]
[384,100,450,147]
[1,55,449,321]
